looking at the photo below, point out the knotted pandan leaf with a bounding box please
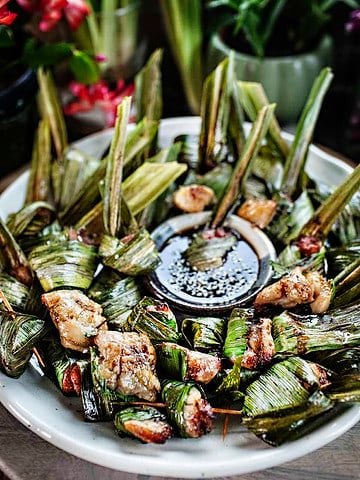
[28,239,98,292]
[0,311,47,378]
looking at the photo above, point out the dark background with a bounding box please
[141,1,360,163]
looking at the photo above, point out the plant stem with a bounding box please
[103,97,131,237]
[238,81,289,159]
[211,104,275,228]
[281,67,333,199]
[299,163,360,240]
[159,0,203,114]
[25,119,51,204]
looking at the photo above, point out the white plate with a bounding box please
[0,117,359,478]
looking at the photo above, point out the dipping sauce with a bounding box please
[155,232,259,307]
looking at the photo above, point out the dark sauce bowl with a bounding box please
[144,212,276,315]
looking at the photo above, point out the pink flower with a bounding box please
[94,54,107,63]
[0,0,17,25]
[63,0,90,30]
[16,0,89,31]
[346,9,360,34]
[64,80,135,128]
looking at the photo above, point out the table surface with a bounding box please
[0,165,359,480]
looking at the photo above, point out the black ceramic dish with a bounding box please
[145,211,276,315]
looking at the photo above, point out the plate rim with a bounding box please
[0,116,359,478]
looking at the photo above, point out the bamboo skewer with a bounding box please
[120,400,243,416]
[0,291,16,317]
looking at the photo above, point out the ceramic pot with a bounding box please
[0,68,38,177]
[207,28,333,124]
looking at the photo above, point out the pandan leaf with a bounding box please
[211,103,275,228]
[0,218,33,286]
[238,81,289,159]
[123,161,187,216]
[25,118,52,204]
[160,379,213,438]
[272,306,360,356]
[28,239,98,292]
[36,333,83,395]
[184,229,237,271]
[223,308,253,362]
[243,390,333,446]
[281,67,333,199]
[124,296,180,343]
[103,98,132,238]
[88,273,144,329]
[157,342,221,384]
[0,312,48,378]
[100,228,160,276]
[181,316,226,354]
[6,201,56,239]
[243,359,314,417]
[0,273,31,312]
[114,406,173,444]
[58,147,100,213]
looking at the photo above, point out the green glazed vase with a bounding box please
[207,31,333,124]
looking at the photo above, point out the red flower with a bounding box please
[64,80,135,128]
[63,0,90,30]
[0,0,17,25]
[16,0,89,31]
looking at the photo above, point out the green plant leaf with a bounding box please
[0,25,14,48]
[69,50,99,85]
[22,40,73,67]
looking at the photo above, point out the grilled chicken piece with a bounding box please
[242,318,275,369]
[124,418,173,444]
[62,363,82,395]
[254,267,332,314]
[182,348,221,384]
[309,363,331,389]
[116,406,173,444]
[254,267,313,309]
[237,199,277,229]
[42,289,107,353]
[94,330,160,402]
[158,342,222,384]
[306,271,332,314]
[183,387,214,438]
[173,184,215,213]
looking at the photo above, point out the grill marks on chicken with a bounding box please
[183,347,221,384]
[42,289,107,353]
[242,318,275,369]
[124,417,173,444]
[183,387,214,438]
[254,267,332,314]
[95,330,161,402]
